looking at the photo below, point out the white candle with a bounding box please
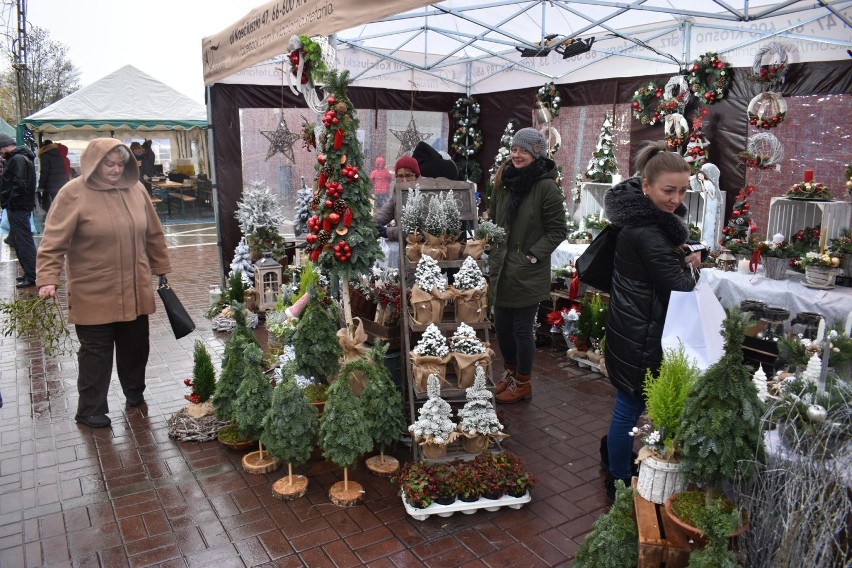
[815,318,826,343]
[845,312,852,336]
[611,174,622,186]
[738,259,751,274]
[599,208,604,221]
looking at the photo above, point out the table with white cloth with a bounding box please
[551,241,590,268]
[699,268,852,327]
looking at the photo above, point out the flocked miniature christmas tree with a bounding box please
[449,323,491,388]
[801,352,822,385]
[303,70,382,285]
[262,360,318,499]
[720,185,756,250]
[235,179,287,261]
[409,373,459,451]
[234,343,279,473]
[291,282,342,383]
[212,306,259,426]
[414,256,445,292]
[413,324,449,358]
[449,322,485,355]
[400,185,425,235]
[679,307,764,499]
[319,360,374,505]
[230,238,255,287]
[411,323,450,392]
[425,192,447,238]
[443,191,462,240]
[293,175,312,236]
[452,256,486,291]
[457,364,506,452]
[752,364,769,402]
[360,343,408,476]
[586,113,617,183]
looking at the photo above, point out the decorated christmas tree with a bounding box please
[450,96,483,183]
[230,238,255,287]
[414,256,445,292]
[678,308,764,497]
[190,340,216,404]
[235,179,287,260]
[485,120,518,208]
[457,364,503,436]
[293,175,312,236]
[720,185,757,249]
[233,343,273,442]
[360,344,407,471]
[409,374,457,445]
[303,70,382,281]
[260,360,318,496]
[291,283,342,382]
[586,113,617,183]
[452,257,486,291]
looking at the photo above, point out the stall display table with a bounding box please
[699,268,852,326]
[551,241,589,267]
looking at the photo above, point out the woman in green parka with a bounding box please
[488,128,567,403]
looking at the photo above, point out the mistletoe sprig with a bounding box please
[535,82,562,117]
[0,285,77,357]
[631,82,663,125]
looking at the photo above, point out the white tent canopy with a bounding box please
[206,0,851,94]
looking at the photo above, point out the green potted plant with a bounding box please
[798,251,843,288]
[754,239,793,280]
[464,218,507,259]
[828,228,852,275]
[633,343,700,504]
[430,462,458,505]
[394,461,435,509]
[501,453,538,498]
[455,460,485,502]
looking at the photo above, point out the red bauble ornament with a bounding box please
[327,96,336,105]
[310,248,321,262]
[317,154,326,165]
[329,212,340,224]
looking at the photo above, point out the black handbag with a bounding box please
[157,276,195,339]
[576,224,621,292]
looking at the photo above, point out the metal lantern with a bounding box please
[254,252,283,311]
[717,249,737,272]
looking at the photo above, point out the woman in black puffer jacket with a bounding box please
[603,141,704,502]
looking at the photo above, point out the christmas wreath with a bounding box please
[631,81,663,125]
[736,132,783,170]
[450,96,481,123]
[287,35,328,85]
[452,126,484,156]
[535,82,562,117]
[688,52,731,103]
[659,76,691,115]
[747,92,787,129]
[749,42,789,87]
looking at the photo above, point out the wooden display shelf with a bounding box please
[406,314,491,334]
[403,257,487,270]
[633,478,700,568]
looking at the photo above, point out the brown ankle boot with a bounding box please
[493,364,517,395]
[495,372,531,404]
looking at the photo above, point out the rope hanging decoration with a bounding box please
[687,52,732,103]
[534,82,561,124]
[540,126,562,159]
[749,42,789,90]
[737,132,784,170]
[663,113,690,151]
[631,81,663,125]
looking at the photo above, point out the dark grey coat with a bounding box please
[604,177,697,399]
[488,159,567,308]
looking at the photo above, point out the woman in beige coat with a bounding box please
[36,138,171,428]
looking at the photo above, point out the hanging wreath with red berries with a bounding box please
[631,81,663,125]
[287,35,328,86]
[687,52,731,104]
[747,92,787,129]
[748,42,789,89]
[736,132,784,170]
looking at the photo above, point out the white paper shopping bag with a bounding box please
[661,281,725,370]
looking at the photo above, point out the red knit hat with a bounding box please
[394,155,420,177]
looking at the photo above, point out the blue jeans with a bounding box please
[493,304,538,375]
[8,209,36,281]
[607,389,645,481]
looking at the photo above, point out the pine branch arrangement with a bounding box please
[260,361,319,466]
[413,324,449,358]
[192,340,217,403]
[574,480,638,568]
[414,256,445,292]
[443,191,462,239]
[304,69,382,277]
[359,346,408,455]
[291,285,342,382]
[457,364,503,436]
[678,308,764,494]
[425,193,447,236]
[452,257,486,291]
[400,185,424,235]
[409,374,457,444]
[586,113,618,183]
[319,361,373,469]
[233,343,273,441]
[449,322,485,355]
[473,219,506,245]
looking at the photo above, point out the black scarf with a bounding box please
[502,158,546,226]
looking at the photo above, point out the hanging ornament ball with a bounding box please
[806,404,827,422]
[327,96,336,105]
[846,179,852,190]
[317,154,326,165]
[599,159,605,166]
[756,332,764,340]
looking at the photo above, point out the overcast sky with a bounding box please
[21,1,255,105]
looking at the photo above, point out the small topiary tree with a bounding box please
[233,343,273,443]
[291,284,342,382]
[227,270,248,306]
[211,307,258,422]
[319,360,373,497]
[574,480,638,568]
[192,340,216,403]
[678,307,764,499]
[686,500,742,567]
[361,342,407,470]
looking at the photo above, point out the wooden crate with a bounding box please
[361,316,401,350]
[633,478,700,568]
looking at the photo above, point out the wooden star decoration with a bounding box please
[260,116,301,162]
[390,117,432,158]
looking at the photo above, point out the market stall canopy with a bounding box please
[21,65,208,134]
[205,0,851,94]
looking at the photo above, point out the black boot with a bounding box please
[605,472,632,505]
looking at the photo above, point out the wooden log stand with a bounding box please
[242,447,280,474]
[272,464,309,500]
[365,453,399,477]
[633,478,700,568]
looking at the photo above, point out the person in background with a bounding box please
[140,139,156,179]
[0,132,38,288]
[36,138,172,429]
[374,155,420,242]
[369,156,393,210]
[602,140,704,503]
[488,128,567,404]
[37,139,71,212]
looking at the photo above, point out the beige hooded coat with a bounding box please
[36,138,171,325]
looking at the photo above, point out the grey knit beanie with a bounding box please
[0,133,16,148]
[511,127,546,159]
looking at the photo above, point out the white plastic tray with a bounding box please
[402,491,531,521]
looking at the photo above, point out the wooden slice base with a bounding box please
[329,480,364,507]
[272,475,308,500]
[366,455,399,478]
[242,451,280,474]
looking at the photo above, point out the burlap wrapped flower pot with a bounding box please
[452,348,494,389]
[409,284,446,325]
[420,236,447,261]
[405,233,422,262]
[451,284,488,323]
[462,238,486,260]
[445,240,464,261]
[409,353,449,394]
[332,318,370,395]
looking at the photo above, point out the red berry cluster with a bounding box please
[341,164,359,182]
[325,180,343,198]
[333,241,352,261]
[321,96,340,127]
[748,111,786,129]
[288,50,310,85]
[183,378,201,404]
